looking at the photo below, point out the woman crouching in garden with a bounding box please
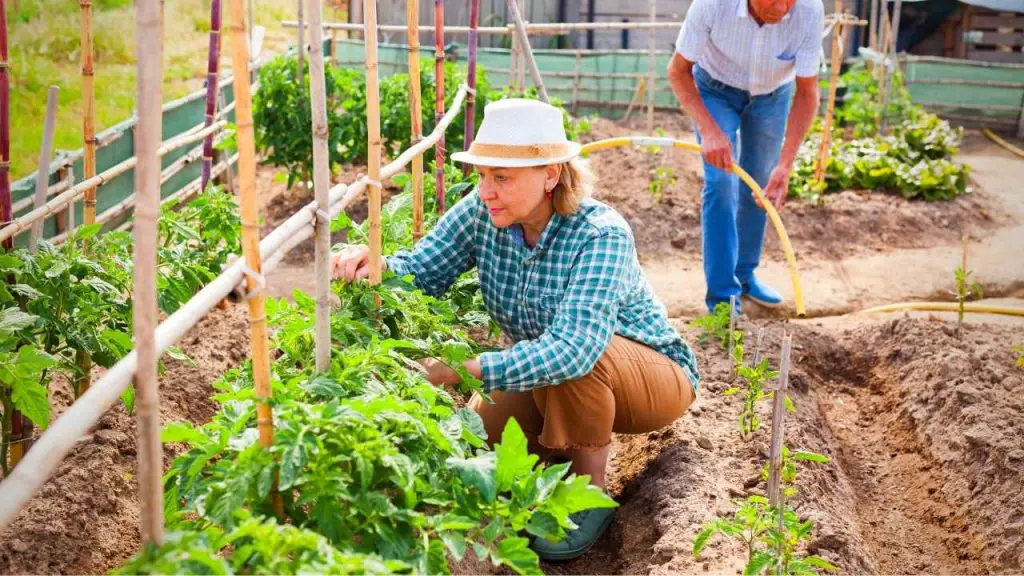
[331,99,700,561]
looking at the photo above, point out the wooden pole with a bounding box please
[364,0,382,286]
[308,0,331,372]
[728,294,737,378]
[879,0,902,135]
[201,0,223,192]
[571,51,581,114]
[506,0,548,103]
[133,0,165,546]
[816,2,844,184]
[463,0,479,177]
[516,0,525,91]
[767,332,793,510]
[81,0,97,231]
[0,0,23,471]
[646,0,655,133]
[433,0,445,213]
[868,0,879,52]
[752,327,765,366]
[227,0,281,515]
[30,87,59,252]
[408,0,425,239]
[509,28,519,92]
[297,0,305,94]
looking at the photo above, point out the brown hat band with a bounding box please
[467,141,572,159]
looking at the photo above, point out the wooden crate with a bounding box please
[961,6,1024,64]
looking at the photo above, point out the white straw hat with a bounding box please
[451,98,582,168]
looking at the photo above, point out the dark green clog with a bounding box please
[531,507,616,562]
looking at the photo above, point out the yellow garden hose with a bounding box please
[981,129,1024,159]
[860,301,1024,317]
[581,137,807,317]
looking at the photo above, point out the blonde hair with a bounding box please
[551,157,594,216]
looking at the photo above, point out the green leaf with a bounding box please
[495,537,541,575]
[0,254,23,270]
[426,538,451,575]
[9,284,44,300]
[0,307,38,333]
[161,421,207,445]
[524,511,560,541]
[744,550,775,576]
[12,379,50,429]
[495,419,538,492]
[165,346,197,367]
[692,523,720,557]
[458,407,487,442]
[120,386,136,415]
[792,451,830,464]
[440,531,467,562]
[446,453,498,504]
[803,555,840,572]
[13,345,57,375]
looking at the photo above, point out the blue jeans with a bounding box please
[693,66,793,312]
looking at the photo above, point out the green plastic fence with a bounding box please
[11,42,1021,247]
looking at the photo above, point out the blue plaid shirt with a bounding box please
[386,191,700,393]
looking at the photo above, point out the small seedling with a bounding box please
[952,236,982,340]
[760,446,830,501]
[692,495,837,575]
[641,127,668,155]
[1014,344,1023,370]
[724,358,786,439]
[648,166,676,202]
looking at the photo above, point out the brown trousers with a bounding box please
[469,335,695,451]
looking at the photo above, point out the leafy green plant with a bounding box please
[791,64,969,202]
[952,265,983,339]
[759,447,830,501]
[0,306,57,475]
[648,166,676,202]
[693,495,837,575]
[689,302,735,348]
[1014,344,1024,370]
[724,358,784,439]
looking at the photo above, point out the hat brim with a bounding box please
[451,142,582,168]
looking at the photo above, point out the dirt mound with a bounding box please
[0,306,251,575]
[554,316,1022,574]
[580,113,1009,265]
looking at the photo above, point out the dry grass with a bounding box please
[7,0,347,181]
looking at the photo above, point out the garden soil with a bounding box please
[2,124,1023,574]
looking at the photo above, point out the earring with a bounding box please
[545,188,553,199]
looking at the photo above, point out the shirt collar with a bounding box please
[509,213,565,255]
[737,0,793,22]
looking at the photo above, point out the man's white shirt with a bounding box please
[675,0,825,96]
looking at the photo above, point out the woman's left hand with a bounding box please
[417,358,483,387]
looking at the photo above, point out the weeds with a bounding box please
[648,166,676,202]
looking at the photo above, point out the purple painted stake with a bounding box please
[463,0,479,177]
[200,0,222,192]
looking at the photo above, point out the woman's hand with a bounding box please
[418,358,483,387]
[330,244,382,283]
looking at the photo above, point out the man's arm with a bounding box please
[762,75,819,209]
[666,54,733,170]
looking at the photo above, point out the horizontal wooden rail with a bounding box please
[286,20,682,36]
[0,122,226,243]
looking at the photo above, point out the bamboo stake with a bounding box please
[816,1,844,184]
[622,78,646,123]
[728,295,737,378]
[433,0,445,213]
[30,87,59,252]
[0,85,470,528]
[365,0,382,286]
[81,0,97,231]
[407,0,424,240]
[751,327,765,366]
[0,121,225,244]
[227,0,281,516]
[308,0,331,371]
[646,0,655,133]
[516,0,525,91]
[506,0,548,103]
[509,27,519,92]
[767,332,793,510]
[868,0,879,53]
[133,0,165,546]
[879,0,902,136]
[297,0,305,94]
[463,0,479,177]
[201,0,222,192]
[12,170,73,215]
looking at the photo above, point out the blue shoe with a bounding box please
[741,277,784,307]
[530,507,615,562]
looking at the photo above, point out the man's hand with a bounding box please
[701,127,733,171]
[758,165,792,210]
